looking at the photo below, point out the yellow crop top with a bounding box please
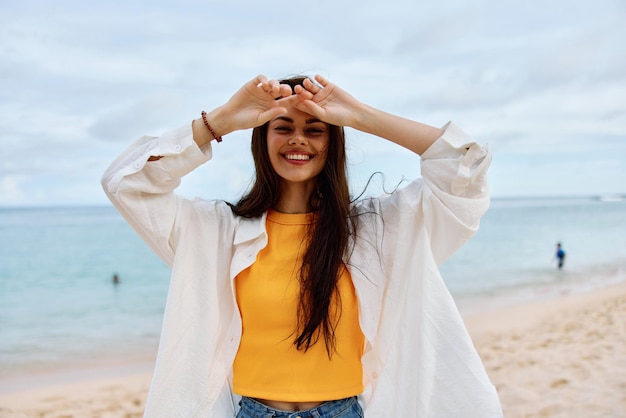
[233,210,365,402]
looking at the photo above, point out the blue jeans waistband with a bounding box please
[237,396,363,418]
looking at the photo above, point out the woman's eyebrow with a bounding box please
[272,116,324,125]
[273,116,293,123]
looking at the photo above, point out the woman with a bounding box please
[102,74,502,417]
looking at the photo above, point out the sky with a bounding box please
[1,0,625,207]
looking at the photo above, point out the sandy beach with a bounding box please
[465,280,626,417]
[1,281,624,418]
[0,360,153,418]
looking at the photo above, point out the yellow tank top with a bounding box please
[233,210,365,402]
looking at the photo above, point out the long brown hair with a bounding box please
[229,76,352,355]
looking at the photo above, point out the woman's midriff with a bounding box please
[254,398,324,412]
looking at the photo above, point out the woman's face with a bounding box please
[266,106,329,188]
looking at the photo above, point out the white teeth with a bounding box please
[285,154,310,161]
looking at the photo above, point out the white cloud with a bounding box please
[0,176,26,205]
[0,0,625,206]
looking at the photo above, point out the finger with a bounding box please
[293,99,323,119]
[258,106,288,125]
[303,78,323,95]
[254,74,268,88]
[314,74,330,87]
[276,94,301,107]
[262,79,277,94]
[278,84,293,98]
[269,80,291,99]
[293,84,314,100]
[269,79,281,91]
[256,78,277,96]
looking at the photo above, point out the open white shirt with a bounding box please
[102,121,503,417]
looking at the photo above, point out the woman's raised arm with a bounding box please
[291,74,443,155]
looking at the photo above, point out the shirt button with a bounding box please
[372,371,378,379]
[133,161,142,169]
[174,144,182,151]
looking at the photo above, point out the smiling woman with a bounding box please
[101,73,502,417]
[265,111,330,212]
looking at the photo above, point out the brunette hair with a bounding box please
[229,76,352,355]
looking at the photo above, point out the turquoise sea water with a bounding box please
[1,198,625,382]
[441,197,626,312]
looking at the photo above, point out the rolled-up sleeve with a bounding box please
[421,122,490,199]
[419,121,492,263]
[101,123,212,265]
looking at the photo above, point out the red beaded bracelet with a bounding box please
[201,111,223,143]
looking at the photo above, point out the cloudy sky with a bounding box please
[1,0,625,207]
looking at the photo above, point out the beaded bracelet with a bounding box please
[201,111,223,143]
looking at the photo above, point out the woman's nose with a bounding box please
[288,134,308,145]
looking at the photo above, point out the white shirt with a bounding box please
[102,121,503,417]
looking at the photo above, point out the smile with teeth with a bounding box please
[284,154,312,161]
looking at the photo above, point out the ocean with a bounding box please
[441,197,626,312]
[1,198,625,385]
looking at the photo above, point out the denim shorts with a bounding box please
[236,396,363,418]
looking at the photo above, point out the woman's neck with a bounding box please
[274,182,315,214]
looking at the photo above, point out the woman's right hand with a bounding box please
[216,75,296,133]
[193,75,294,147]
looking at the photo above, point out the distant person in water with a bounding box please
[112,273,120,284]
[555,243,566,269]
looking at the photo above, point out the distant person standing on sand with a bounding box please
[556,242,566,269]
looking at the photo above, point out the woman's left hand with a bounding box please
[289,75,364,128]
